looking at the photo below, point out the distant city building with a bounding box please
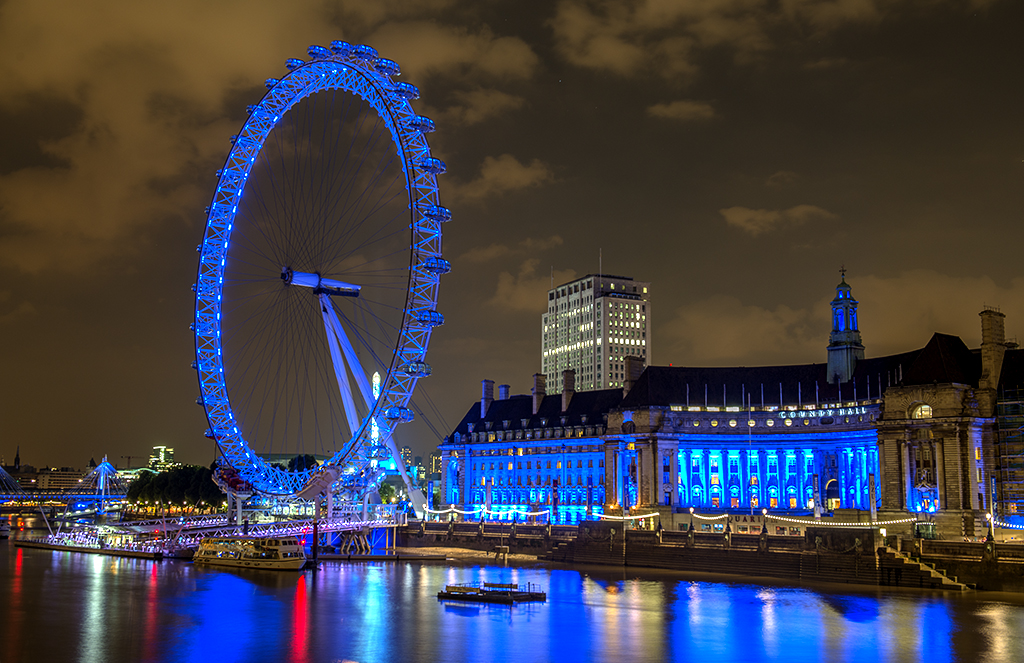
[37,467,86,491]
[429,451,442,476]
[542,273,650,392]
[149,445,175,471]
[400,446,413,468]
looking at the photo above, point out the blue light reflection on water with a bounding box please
[3,543,1024,663]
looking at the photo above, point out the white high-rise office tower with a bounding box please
[541,274,651,391]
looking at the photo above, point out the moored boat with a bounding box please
[193,535,306,570]
[437,582,546,604]
[0,516,10,538]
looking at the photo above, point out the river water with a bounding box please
[3,519,1024,663]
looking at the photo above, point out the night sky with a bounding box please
[2,0,1022,469]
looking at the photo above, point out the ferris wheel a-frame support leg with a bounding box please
[318,294,427,516]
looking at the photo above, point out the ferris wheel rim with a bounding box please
[192,43,447,497]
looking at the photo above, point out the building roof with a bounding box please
[448,388,624,438]
[901,333,979,386]
[618,333,993,411]
[448,334,1024,438]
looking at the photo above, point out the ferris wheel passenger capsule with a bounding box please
[285,58,305,71]
[353,44,378,61]
[401,361,432,377]
[374,58,400,76]
[421,205,451,222]
[393,82,420,100]
[415,310,445,327]
[406,115,435,133]
[421,257,452,274]
[419,157,446,174]
[307,45,332,60]
[384,406,415,423]
[265,78,280,89]
[330,40,353,56]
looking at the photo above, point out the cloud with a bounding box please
[436,88,526,126]
[366,21,539,82]
[0,3,539,273]
[489,259,576,312]
[803,57,851,70]
[660,269,1024,367]
[549,0,772,77]
[550,0,992,76]
[765,170,800,186]
[447,154,555,204]
[459,236,564,264]
[0,290,36,325]
[647,100,716,122]
[719,204,836,235]
[663,295,825,366]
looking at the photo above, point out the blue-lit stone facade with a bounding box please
[602,400,882,523]
[442,439,607,523]
[439,373,885,525]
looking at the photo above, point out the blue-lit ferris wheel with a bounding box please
[192,42,450,512]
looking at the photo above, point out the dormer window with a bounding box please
[911,404,933,419]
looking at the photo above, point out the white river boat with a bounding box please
[193,535,307,570]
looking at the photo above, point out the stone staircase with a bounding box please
[877,547,974,591]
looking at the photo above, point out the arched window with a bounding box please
[911,403,933,419]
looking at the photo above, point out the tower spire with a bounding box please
[827,268,864,384]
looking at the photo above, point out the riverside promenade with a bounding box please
[399,520,1024,592]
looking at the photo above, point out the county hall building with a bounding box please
[438,275,1024,539]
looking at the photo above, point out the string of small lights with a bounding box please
[423,506,552,517]
[763,513,918,527]
[992,518,1024,530]
[597,513,658,521]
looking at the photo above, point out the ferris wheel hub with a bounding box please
[281,267,361,297]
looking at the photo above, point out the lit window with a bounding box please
[911,404,933,419]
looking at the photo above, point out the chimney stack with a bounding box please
[481,379,494,418]
[623,356,644,394]
[498,384,510,400]
[562,369,576,412]
[979,309,1007,402]
[532,373,546,415]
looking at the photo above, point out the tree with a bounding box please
[127,465,224,508]
[378,482,396,504]
[287,454,318,472]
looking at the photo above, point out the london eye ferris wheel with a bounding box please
[192,42,450,513]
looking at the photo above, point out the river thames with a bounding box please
[3,532,1024,662]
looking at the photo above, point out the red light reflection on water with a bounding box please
[9,548,23,653]
[290,575,309,663]
[143,562,159,661]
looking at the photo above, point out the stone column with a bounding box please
[901,440,913,511]
[796,449,805,508]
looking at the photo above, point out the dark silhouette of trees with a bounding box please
[127,465,224,506]
[287,455,318,472]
